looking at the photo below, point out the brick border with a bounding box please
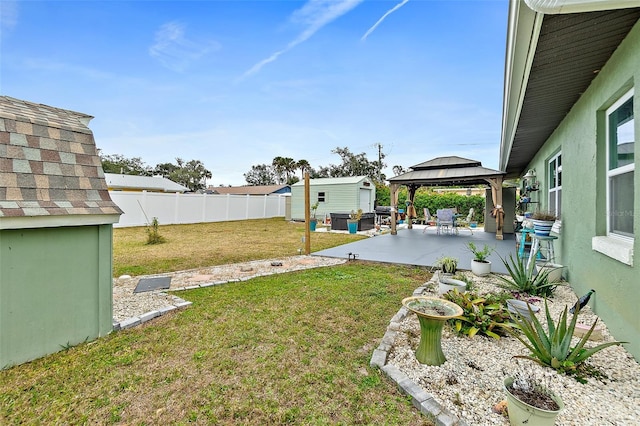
[369,276,469,426]
[112,294,192,331]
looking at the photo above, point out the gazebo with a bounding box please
[388,156,507,239]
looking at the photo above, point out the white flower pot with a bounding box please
[438,276,467,295]
[506,299,540,321]
[536,263,563,282]
[532,219,554,236]
[471,259,491,276]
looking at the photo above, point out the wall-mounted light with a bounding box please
[523,169,536,180]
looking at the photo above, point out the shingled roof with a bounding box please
[0,96,122,228]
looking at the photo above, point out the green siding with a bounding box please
[291,180,375,220]
[1,225,113,368]
[522,21,639,360]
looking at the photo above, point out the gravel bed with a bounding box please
[112,256,346,323]
[387,271,640,425]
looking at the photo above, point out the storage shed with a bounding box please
[0,96,122,368]
[290,176,375,221]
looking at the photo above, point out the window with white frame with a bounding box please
[606,88,634,239]
[548,152,562,217]
[317,192,326,203]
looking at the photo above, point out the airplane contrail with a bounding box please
[242,0,363,79]
[361,0,410,41]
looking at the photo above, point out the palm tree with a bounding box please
[272,156,287,184]
[297,159,311,178]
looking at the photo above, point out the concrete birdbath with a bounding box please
[402,296,463,365]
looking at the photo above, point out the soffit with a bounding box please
[504,9,640,177]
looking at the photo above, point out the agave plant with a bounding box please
[496,254,559,297]
[507,300,626,378]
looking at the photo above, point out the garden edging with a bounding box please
[370,276,469,426]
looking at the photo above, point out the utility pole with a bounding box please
[375,142,383,182]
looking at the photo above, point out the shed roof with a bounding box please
[291,176,373,186]
[211,184,289,195]
[105,173,190,193]
[500,1,640,177]
[0,96,122,227]
[388,156,505,186]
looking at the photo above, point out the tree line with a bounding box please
[100,145,396,191]
[244,146,388,186]
[99,152,211,192]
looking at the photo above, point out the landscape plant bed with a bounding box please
[387,271,640,425]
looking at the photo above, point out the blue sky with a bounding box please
[1,0,508,186]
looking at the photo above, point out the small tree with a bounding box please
[145,217,165,245]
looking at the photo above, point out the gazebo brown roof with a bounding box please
[389,156,505,187]
[387,156,506,239]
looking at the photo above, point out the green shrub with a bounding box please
[507,300,626,380]
[443,289,513,339]
[145,217,166,245]
[395,187,486,224]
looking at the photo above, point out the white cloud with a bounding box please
[149,21,220,72]
[242,0,364,78]
[361,0,409,41]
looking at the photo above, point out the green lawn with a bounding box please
[0,219,435,425]
[113,218,366,277]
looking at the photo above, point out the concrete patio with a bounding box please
[313,225,520,275]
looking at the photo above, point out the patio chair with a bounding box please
[436,209,456,235]
[455,208,474,235]
[422,208,437,233]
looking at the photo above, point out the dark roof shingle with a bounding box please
[0,96,123,220]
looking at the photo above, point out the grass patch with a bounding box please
[113,218,365,277]
[0,262,434,425]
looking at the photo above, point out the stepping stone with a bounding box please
[134,276,171,293]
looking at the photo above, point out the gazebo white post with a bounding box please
[390,183,400,235]
[487,177,504,240]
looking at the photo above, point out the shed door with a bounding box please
[359,189,371,212]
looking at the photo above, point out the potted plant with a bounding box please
[435,256,463,294]
[531,211,557,236]
[347,209,362,234]
[436,256,458,275]
[309,202,319,231]
[466,242,493,276]
[503,361,563,426]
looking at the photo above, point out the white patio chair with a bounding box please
[436,209,456,235]
[455,208,475,235]
[422,208,437,233]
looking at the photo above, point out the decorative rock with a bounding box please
[384,270,640,425]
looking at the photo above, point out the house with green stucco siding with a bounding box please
[0,96,122,368]
[500,1,640,360]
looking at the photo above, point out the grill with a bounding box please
[374,206,392,216]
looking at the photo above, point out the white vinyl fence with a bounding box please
[110,191,288,228]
